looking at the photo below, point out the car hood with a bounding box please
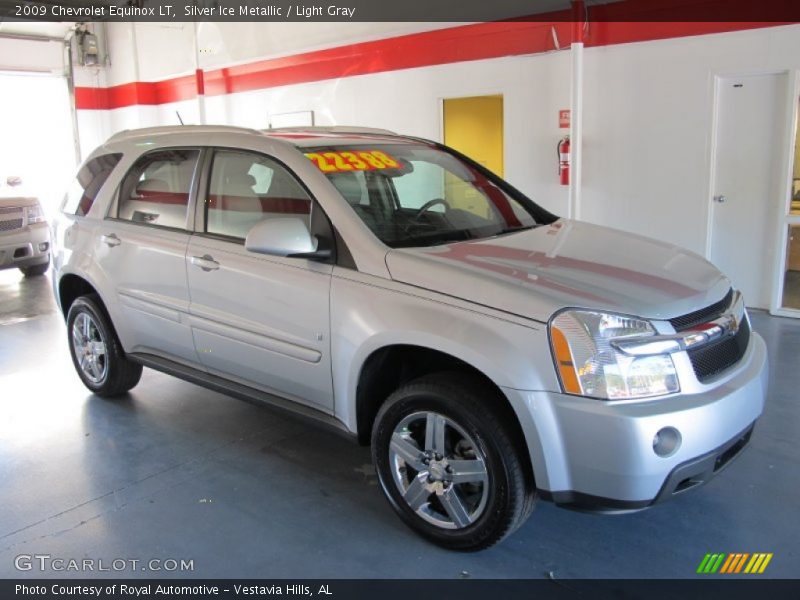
[0,194,38,208]
[385,219,731,323]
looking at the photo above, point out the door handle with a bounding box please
[100,233,121,247]
[713,195,727,203]
[190,254,220,272]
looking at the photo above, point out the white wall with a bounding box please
[583,25,800,254]
[100,22,457,84]
[76,23,800,259]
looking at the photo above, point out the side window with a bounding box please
[206,150,312,240]
[62,153,122,217]
[117,149,199,229]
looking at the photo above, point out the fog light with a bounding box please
[38,242,49,252]
[653,427,681,457]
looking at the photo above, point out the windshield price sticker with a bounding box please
[305,150,400,173]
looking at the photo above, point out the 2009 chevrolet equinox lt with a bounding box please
[52,125,767,550]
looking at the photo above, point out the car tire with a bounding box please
[372,372,535,551]
[20,261,49,277]
[67,295,142,397]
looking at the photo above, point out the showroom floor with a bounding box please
[0,269,797,579]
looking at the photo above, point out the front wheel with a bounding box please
[67,295,142,397]
[20,260,49,277]
[371,373,534,551]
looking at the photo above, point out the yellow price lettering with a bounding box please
[370,150,400,168]
[305,153,337,172]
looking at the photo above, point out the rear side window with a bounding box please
[62,153,122,217]
[205,150,312,240]
[117,148,200,229]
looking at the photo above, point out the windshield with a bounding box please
[304,143,553,248]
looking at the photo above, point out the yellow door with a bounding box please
[442,95,504,218]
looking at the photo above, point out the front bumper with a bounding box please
[503,331,768,510]
[0,222,50,270]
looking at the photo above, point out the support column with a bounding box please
[569,0,585,220]
[193,23,206,124]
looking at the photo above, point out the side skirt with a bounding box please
[128,352,356,442]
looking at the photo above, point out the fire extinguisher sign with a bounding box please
[559,109,570,129]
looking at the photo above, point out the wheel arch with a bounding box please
[57,272,103,319]
[353,342,535,486]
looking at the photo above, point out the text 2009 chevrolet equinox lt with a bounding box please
[52,125,767,550]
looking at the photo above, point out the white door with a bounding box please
[709,72,790,308]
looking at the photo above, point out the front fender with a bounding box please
[330,270,560,432]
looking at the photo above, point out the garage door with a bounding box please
[0,73,76,214]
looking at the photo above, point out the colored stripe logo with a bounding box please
[697,553,773,574]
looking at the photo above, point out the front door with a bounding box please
[186,148,334,412]
[709,72,791,308]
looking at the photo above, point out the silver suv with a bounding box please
[52,126,767,550]
[1,176,50,277]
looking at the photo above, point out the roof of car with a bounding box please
[105,125,262,143]
[263,129,422,148]
[105,125,425,149]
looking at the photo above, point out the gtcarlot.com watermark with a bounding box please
[15,554,194,573]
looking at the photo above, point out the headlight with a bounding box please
[26,203,45,225]
[549,310,680,400]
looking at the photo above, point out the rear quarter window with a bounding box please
[62,153,123,217]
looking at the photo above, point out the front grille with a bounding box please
[0,206,22,215]
[670,288,733,331]
[0,218,23,232]
[687,318,750,382]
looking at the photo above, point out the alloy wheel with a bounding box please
[71,312,108,384]
[389,411,489,529]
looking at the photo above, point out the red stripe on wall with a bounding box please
[74,19,793,110]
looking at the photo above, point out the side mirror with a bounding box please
[6,176,22,187]
[244,217,332,261]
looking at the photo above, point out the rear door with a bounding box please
[94,147,202,366]
[186,148,334,412]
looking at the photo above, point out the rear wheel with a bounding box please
[372,373,535,551]
[67,295,142,397]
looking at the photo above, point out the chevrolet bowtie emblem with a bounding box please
[719,313,739,336]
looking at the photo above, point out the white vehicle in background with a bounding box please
[0,176,50,277]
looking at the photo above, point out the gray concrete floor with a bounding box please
[0,268,798,579]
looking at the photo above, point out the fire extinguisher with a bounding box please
[558,135,570,186]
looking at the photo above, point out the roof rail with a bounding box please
[264,126,397,136]
[106,125,262,143]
